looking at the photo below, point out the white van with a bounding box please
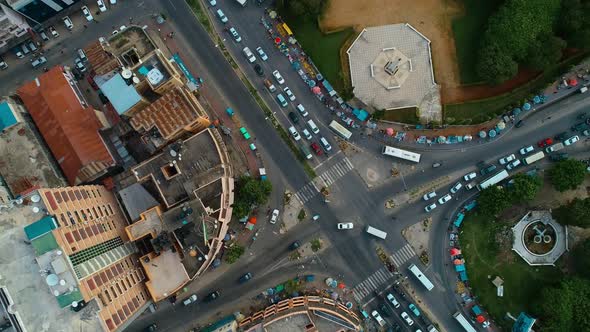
[307,119,319,134]
[288,126,301,141]
[320,137,332,152]
[242,47,256,63]
[366,225,387,239]
[296,104,308,117]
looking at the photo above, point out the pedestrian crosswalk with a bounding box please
[389,243,416,267]
[317,157,354,187]
[293,157,354,204]
[352,267,396,302]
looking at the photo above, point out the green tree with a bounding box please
[553,197,590,227]
[232,176,273,219]
[558,0,590,50]
[476,42,518,85]
[510,173,543,202]
[549,159,587,192]
[536,278,590,331]
[477,186,511,215]
[525,33,566,70]
[572,238,590,278]
[225,244,245,264]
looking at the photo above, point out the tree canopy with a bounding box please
[549,159,587,192]
[477,174,543,215]
[525,32,567,70]
[553,197,590,227]
[536,277,590,331]
[232,176,273,219]
[557,0,590,50]
[573,238,590,278]
[510,173,543,202]
[477,186,512,215]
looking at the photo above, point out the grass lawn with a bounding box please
[282,14,353,94]
[376,107,420,124]
[451,0,503,84]
[461,213,562,330]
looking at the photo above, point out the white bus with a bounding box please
[382,145,421,163]
[477,170,509,191]
[328,120,352,140]
[453,312,477,332]
[408,264,434,291]
[523,151,545,165]
[365,225,387,239]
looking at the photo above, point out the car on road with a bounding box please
[337,222,353,230]
[432,162,442,168]
[144,323,157,332]
[386,293,400,308]
[97,0,107,12]
[39,30,49,41]
[320,137,332,152]
[254,64,263,76]
[216,9,228,23]
[401,311,414,326]
[276,93,288,107]
[506,159,521,170]
[463,172,477,181]
[438,194,452,205]
[499,154,516,165]
[371,310,386,327]
[255,47,268,61]
[408,303,421,317]
[554,132,568,141]
[288,126,301,141]
[423,191,436,201]
[110,0,117,4]
[31,56,47,68]
[203,290,220,302]
[519,145,534,155]
[288,111,299,124]
[242,47,255,62]
[564,135,580,146]
[289,241,301,250]
[283,87,295,101]
[0,57,6,70]
[81,6,93,21]
[209,0,217,5]
[49,26,59,38]
[424,203,437,212]
[478,162,497,176]
[182,294,197,306]
[62,16,73,30]
[310,142,322,156]
[264,79,276,92]
[229,27,241,42]
[296,104,308,117]
[239,127,251,140]
[75,58,86,72]
[450,182,462,194]
[270,209,279,224]
[239,272,252,283]
[538,137,553,147]
[272,70,285,84]
[515,120,524,128]
[302,129,312,140]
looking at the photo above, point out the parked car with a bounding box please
[13,47,23,59]
[182,294,197,306]
[583,129,590,136]
[39,30,49,41]
[63,16,73,30]
[432,162,442,168]
[216,9,228,23]
[81,6,94,21]
[463,172,477,181]
[438,194,452,205]
[283,87,295,101]
[310,142,322,156]
[31,56,47,68]
[239,272,252,283]
[110,0,117,3]
[371,310,386,327]
[0,57,7,70]
[288,126,301,141]
[270,209,279,224]
[288,111,299,124]
[519,145,534,155]
[423,191,436,201]
[386,293,400,308]
[554,132,569,141]
[75,58,86,72]
[289,241,301,250]
[296,104,308,117]
[301,129,312,140]
[538,137,553,147]
[515,120,524,128]
[254,64,263,76]
[320,137,332,152]
[450,182,462,194]
[255,47,268,61]
[401,312,414,326]
[209,0,217,5]
[272,70,284,84]
[203,290,220,302]
[239,127,251,139]
[550,152,569,162]
[506,159,521,170]
[424,203,437,212]
[337,222,353,230]
[27,41,37,52]
[229,27,241,42]
[242,47,255,62]
[564,135,580,146]
[408,304,421,317]
[49,26,59,38]
[499,154,516,165]
[264,79,276,92]
[97,0,107,12]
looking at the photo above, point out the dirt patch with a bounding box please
[402,217,433,262]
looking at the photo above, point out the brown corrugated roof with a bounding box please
[84,41,120,76]
[17,66,114,185]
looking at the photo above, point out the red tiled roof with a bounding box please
[17,66,114,185]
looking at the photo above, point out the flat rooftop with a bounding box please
[0,122,65,196]
[141,250,189,302]
[132,129,225,208]
[0,204,102,332]
[107,26,156,66]
[126,207,163,241]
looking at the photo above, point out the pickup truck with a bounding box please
[545,142,564,153]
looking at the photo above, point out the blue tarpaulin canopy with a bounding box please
[523,103,532,111]
[455,264,466,272]
[512,108,522,116]
[489,129,497,138]
[352,109,369,121]
[533,95,541,104]
[464,200,477,211]
[459,271,468,281]
[322,80,334,92]
[472,305,482,315]
[454,213,465,227]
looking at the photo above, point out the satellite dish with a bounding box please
[132,76,140,84]
[170,150,177,157]
[59,280,66,286]
[53,290,60,296]
[46,274,59,286]
[57,250,62,255]
[121,68,132,79]
[71,301,78,307]
[15,198,23,204]
[31,194,40,203]
[32,207,40,213]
